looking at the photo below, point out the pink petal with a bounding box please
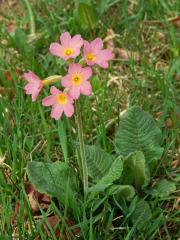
[95,49,113,68]
[69,86,81,100]
[24,71,41,82]
[51,104,63,120]
[60,32,71,46]
[63,54,72,61]
[49,43,64,57]
[81,67,92,81]
[83,40,90,55]
[24,83,36,94]
[50,86,60,95]
[96,49,113,61]
[71,49,81,59]
[32,90,40,102]
[67,94,74,103]
[24,83,39,98]
[42,95,56,106]
[96,61,108,68]
[68,63,82,74]
[24,82,42,101]
[80,81,92,96]
[70,34,83,48]
[63,103,74,117]
[85,60,95,66]
[24,71,42,102]
[61,75,72,88]
[91,38,103,53]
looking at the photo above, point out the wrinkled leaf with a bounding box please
[85,145,114,181]
[89,156,123,193]
[147,179,176,197]
[27,161,77,206]
[132,199,152,230]
[115,106,163,170]
[121,151,150,189]
[107,184,135,200]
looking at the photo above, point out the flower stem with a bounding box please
[75,101,88,193]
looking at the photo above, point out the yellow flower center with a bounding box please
[56,93,67,105]
[72,73,82,86]
[64,48,74,56]
[86,53,96,61]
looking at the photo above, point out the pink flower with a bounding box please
[61,63,92,100]
[42,86,74,120]
[49,32,83,60]
[83,38,113,68]
[24,71,43,101]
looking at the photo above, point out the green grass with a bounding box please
[0,0,180,239]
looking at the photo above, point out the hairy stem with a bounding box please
[75,101,88,193]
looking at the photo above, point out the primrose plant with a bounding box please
[24,32,113,193]
[24,33,175,237]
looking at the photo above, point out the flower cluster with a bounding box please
[24,32,113,120]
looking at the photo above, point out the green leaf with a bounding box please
[85,145,114,181]
[76,1,97,30]
[147,179,176,197]
[89,156,123,193]
[0,235,10,240]
[107,185,135,201]
[27,161,76,202]
[115,106,163,169]
[132,199,152,230]
[0,169,6,188]
[91,76,101,92]
[14,28,30,57]
[98,0,122,15]
[99,156,123,184]
[121,151,150,189]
